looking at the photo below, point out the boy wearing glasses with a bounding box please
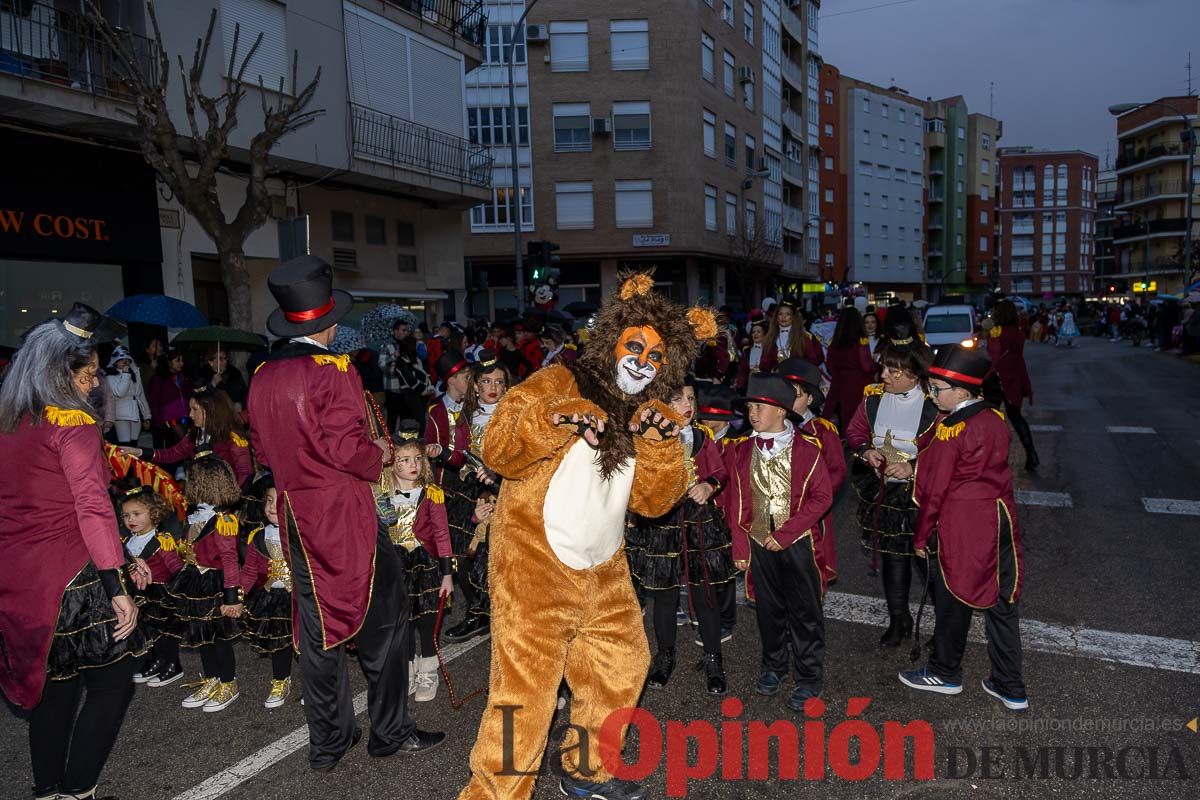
[899,345,1028,712]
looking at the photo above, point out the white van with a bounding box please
[923,304,978,350]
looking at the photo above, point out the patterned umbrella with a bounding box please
[106,294,208,328]
[330,326,368,354]
[359,304,418,343]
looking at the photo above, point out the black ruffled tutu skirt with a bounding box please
[243,586,292,654]
[628,498,736,592]
[443,469,477,557]
[47,564,149,682]
[135,583,180,643]
[469,539,489,599]
[854,470,923,557]
[165,565,241,647]
[396,544,446,619]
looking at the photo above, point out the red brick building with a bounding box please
[997,147,1098,297]
[818,63,847,284]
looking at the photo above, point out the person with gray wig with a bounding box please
[0,303,146,800]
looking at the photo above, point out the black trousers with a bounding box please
[290,523,414,767]
[750,537,824,692]
[880,551,930,617]
[927,520,1026,699]
[198,639,236,682]
[272,649,293,681]
[29,657,136,797]
[647,585,726,656]
[455,555,480,614]
[151,635,179,667]
[415,613,437,658]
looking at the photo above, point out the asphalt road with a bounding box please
[3,337,1199,800]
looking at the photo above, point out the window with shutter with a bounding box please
[550,21,589,72]
[615,180,653,228]
[220,0,289,91]
[613,101,651,150]
[555,182,594,229]
[553,103,591,152]
[610,20,648,70]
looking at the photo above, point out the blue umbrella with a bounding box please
[107,294,208,328]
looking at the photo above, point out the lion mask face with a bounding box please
[612,325,666,396]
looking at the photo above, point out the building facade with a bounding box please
[463,0,823,315]
[1095,169,1117,286]
[841,77,926,298]
[1111,96,1199,296]
[965,112,1001,289]
[818,62,845,285]
[996,147,1099,297]
[0,0,490,339]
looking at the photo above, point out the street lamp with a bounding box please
[506,0,543,313]
[1108,100,1197,288]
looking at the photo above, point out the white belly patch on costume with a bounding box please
[543,438,635,570]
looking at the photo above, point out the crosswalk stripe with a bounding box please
[1016,490,1073,508]
[1142,498,1200,516]
[170,635,490,800]
[1106,426,1156,434]
[1029,424,1063,432]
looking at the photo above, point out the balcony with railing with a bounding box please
[782,156,804,185]
[782,3,804,42]
[1114,179,1193,208]
[384,0,487,47]
[1,1,158,130]
[350,102,493,204]
[782,250,810,276]
[1112,217,1188,241]
[782,58,804,90]
[782,108,803,134]
[783,207,806,232]
[1115,142,1192,172]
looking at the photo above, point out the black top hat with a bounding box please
[393,419,421,444]
[776,357,825,408]
[887,323,917,349]
[58,302,103,341]
[266,255,353,337]
[735,374,796,413]
[777,295,800,311]
[472,349,501,373]
[696,384,737,420]
[929,344,991,390]
[436,351,469,382]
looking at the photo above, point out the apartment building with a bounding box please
[996,147,1099,297]
[1110,96,1199,295]
[817,62,845,285]
[463,0,823,315]
[0,0,490,336]
[965,112,1001,288]
[1095,169,1117,284]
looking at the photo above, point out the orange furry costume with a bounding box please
[459,275,717,799]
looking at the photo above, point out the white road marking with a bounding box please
[1142,498,1200,516]
[822,591,1200,675]
[1029,424,1063,432]
[1015,490,1073,508]
[171,636,490,800]
[1106,426,1156,434]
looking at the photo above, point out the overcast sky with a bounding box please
[820,0,1200,169]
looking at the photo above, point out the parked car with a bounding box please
[923,304,978,351]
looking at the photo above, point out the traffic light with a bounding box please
[526,240,561,284]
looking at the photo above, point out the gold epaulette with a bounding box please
[156,533,176,552]
[216,513,239,536]
[917,332,927,343]
[311,353,350,372]
[426,485,445,504]
[564,342,578,351]
[859,337,869,346]
[800,432,823,450]
[230,431,248,448]
[45,406,95,427]
[863,384,884,397]
[989,325,1003,339]
[245,525,264,545]
[936,421,965,441]
[991,408,1006,421]
[814,416,839,434]
[726,435,751,446]
[696,423,715,440]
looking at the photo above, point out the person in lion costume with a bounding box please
[458,273,718,800]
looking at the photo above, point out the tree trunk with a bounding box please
[220,247,254,332]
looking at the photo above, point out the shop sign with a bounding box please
[632,234,671,247]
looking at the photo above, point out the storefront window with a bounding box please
[1,261,124,343]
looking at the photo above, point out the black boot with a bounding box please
[646,648,675,689]
[697,653,726,695]
[878,612,914,648]
[1010,410,1039,471]
[443,613,489,643]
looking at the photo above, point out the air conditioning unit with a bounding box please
[738,65,755,84]
[525,24,548,43]
[593,118,612,136]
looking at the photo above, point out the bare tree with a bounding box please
[86,1,322,330]
[726,218,782,306]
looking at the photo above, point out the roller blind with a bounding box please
[220,0,288,91]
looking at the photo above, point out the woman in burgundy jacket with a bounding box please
[823,307,878,432]
[986,300,1038,471]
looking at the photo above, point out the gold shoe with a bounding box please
[264,677,291,709]
[181,677,220,709]
[203,679,240,712]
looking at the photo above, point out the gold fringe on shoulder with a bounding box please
[426,485,445,504]
[859,337,869,346]
[695,423,715,440]
[989,325,1003,339]
[230,431,248,448]
[863,384,884,397]
[800,432,823,450]
[312,354,350,372]
[991,408,1006,421]
[45,406,96,427]
[216,513,239,536]
[936,421,965,441]
[156,534,176,552]
[814,416,839,433]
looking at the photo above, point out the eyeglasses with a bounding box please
[880,366,912,377]
[928,384,953,396]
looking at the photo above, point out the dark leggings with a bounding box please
[455,557,480,613]
[1004,401,1035,455]
[29,657,137,796]
[198,639,236,682]
[648,586,724,656]
[271,649,293,681]
[415,614,437,658]
[152,635,179,667]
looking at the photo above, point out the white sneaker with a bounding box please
[413,656,439,702]
[203,679,240,712]
[264,677,291,709]
[408,658,417,696]
[182,677,220,708]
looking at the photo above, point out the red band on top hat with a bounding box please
[698,405,731,416]
[929,366,984,386]
[284,295,336,323]
[443,360,468,380]
[746,395,786,407]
